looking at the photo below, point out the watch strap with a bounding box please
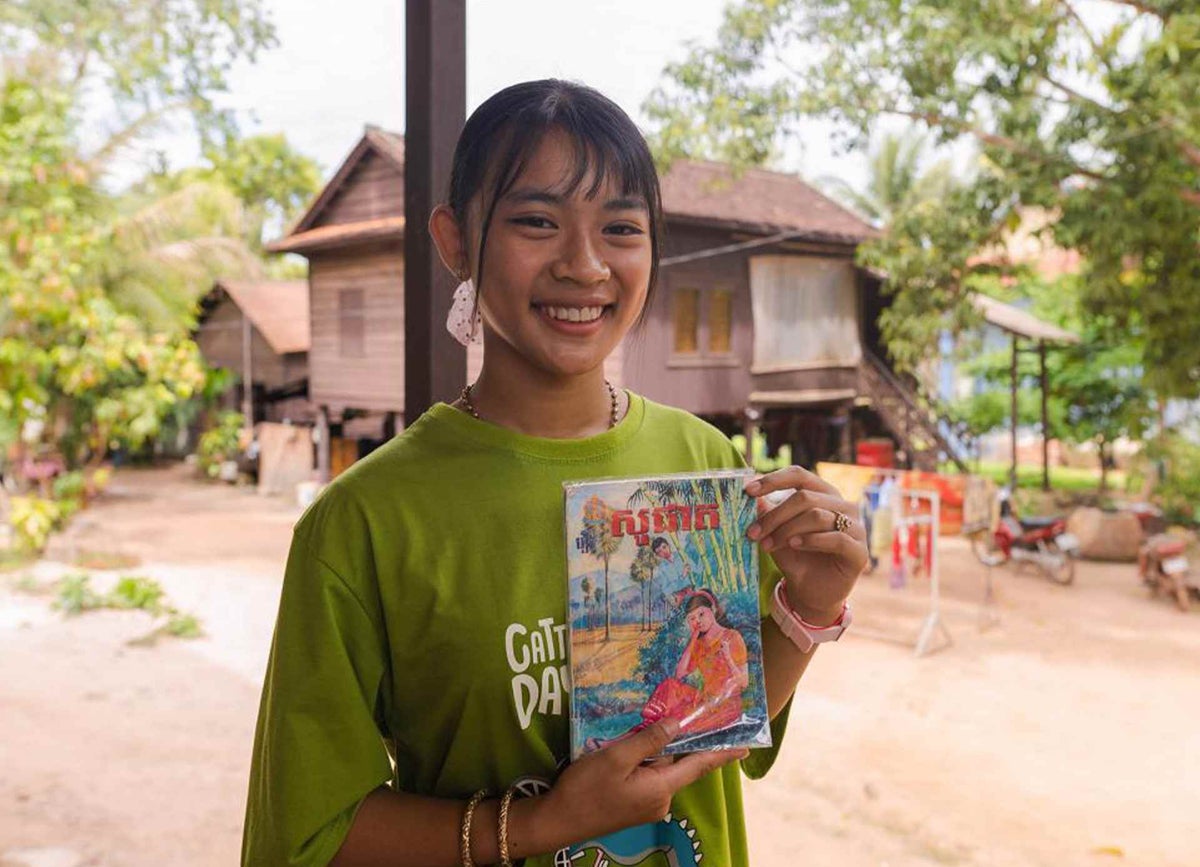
[770,579,851,652]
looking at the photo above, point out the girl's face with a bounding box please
[686,605,716,635]
[465,131,653,378]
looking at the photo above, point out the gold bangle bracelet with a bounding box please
[497,785,518,867]
[460,789,488,867]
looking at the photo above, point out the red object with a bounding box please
[856,438,895,469]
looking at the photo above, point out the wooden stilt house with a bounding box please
[268,127,974,478]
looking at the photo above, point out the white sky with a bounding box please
[115,0,875,194]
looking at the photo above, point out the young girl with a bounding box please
[242,79,868,867]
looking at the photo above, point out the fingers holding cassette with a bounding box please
[748,488,862,552]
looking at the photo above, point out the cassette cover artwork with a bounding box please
[564,470,772,759]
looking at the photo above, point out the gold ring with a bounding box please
[834,511,852,534]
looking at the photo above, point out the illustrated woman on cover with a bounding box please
[665,589,751,735]
[586,588,751,751]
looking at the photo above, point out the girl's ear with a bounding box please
[428,205,469,279]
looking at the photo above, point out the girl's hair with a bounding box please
[446,79,664,313]
[685,587,733,628]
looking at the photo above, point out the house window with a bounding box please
[748,255,861,371]
[672,288,700,354]
[339,289,365,357]
[707,289,733,354]
[671,287,735,358]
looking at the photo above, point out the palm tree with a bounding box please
[820,129,957,229]
[581,576,593,629]
[596,531,621,640]
[100,179,264,333]
[578,495,623,640]
[631,545,658,630]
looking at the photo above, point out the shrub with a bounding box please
[53,573,105,615]
[197,411,245,479]
[163,609,203,638]
[51,470,86,501]
[9,496,62,553]
[1147,434,1200,525]
[107,576,166,614]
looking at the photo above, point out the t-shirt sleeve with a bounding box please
[241,532,393,866]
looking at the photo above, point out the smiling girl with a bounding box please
[242,79,868,867]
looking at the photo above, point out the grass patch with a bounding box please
[11,572,44,594]
[52,573,107,615]
[0,549,37,573]
[107,575,166,614]
[163,610,203,638]
[48,572,203,641]
[943,460,1127,494]
[72,550,141,570]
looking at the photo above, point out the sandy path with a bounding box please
[3,464,1198,867]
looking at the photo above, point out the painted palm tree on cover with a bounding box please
[630,544,659,630]
[576,495,623,640]
[627,476,755,595]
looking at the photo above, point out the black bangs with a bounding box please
[446,79,664,307]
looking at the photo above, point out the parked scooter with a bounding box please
[971,487,1079,584]
[1138,534,1194,612]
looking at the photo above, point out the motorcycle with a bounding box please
[971,487,1079,585]
[1138,534,1194,612]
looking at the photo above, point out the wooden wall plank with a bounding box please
[316,153,405,228]
[309,246,406,411]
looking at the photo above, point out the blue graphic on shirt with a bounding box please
[554,813,702,866]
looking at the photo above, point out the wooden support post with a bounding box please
[1039,340,1050,492]
[403,0,466,423]
[1010,334,1019,490]
[836,407,852,464]
[241,313,254,431]
[316,406,331,484]
[741,407,759,468]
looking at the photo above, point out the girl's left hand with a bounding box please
[745,466,869,625]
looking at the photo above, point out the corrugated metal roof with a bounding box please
[213,280,311,354]
[971,294,1079,344]
[270,130,876,253]
[265,216,405,254]
[659,160,877,244]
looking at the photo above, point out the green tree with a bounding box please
[646,0,1200,397]
[821,130,957,227]
[951,276,1152,491]
[0,76,206,470]
[0,0,276,156]
[202,133,323,245]
[101,179,264,331]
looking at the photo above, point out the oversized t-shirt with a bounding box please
[242,394,792,867]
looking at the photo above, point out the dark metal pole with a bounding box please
[1010,334,1019,490]
[1039,341,1050,492]
[404,0,466,424]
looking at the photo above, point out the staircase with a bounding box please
[858,350,973,472]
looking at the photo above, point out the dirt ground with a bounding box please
[2,464,1197,867]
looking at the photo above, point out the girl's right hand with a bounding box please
[536,720,747,846]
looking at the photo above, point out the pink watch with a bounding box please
[770,579,851,652]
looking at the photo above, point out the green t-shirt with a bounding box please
[242,393,791,867]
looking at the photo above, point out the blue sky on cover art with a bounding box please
[100,0,884,197]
